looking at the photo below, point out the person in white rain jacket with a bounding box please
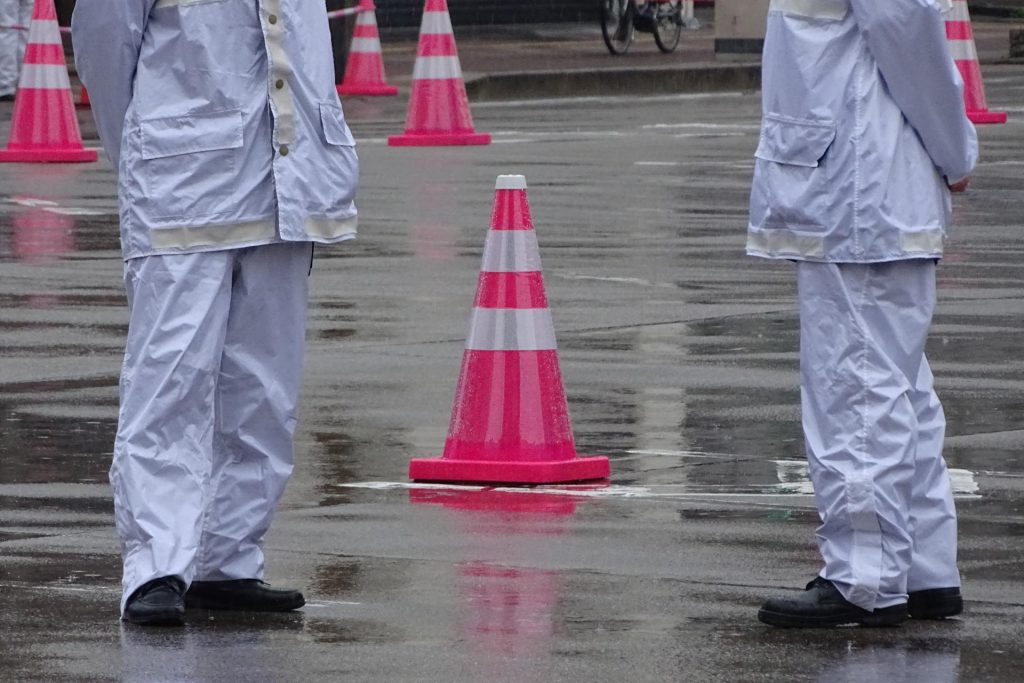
[72,0,359,626]
[749,0,977,627]
[0,0,33,100]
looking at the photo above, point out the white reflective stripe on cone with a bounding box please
[27,20,62,45]
[350,37,382,53]
[466,308,558,351]
[481,230,542,273]
[947,40,978,61]
[420,11,454,35]
[412,56,462,80]
[18,64,71,89]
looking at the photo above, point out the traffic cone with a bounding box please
[387,0,490,146]
[409,175,610,484]
[946,0,1006,124]
[78,85,90,108]
[337,0,398,96]
[0,0,97,162]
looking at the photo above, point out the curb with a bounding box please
[465,63,762,101]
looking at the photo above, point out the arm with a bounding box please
[848,0,978,183]
[71,0,157,168]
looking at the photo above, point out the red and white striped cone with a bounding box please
[0,0,97,162]
[409,175,610,484]
[337,0,398,96]
[387,0,490,146]
[946,0,1006,124]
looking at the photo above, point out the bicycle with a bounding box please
[600,0,683,55]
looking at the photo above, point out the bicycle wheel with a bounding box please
[653,0,682,53]
[601,0,635,55]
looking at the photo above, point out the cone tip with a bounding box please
[495,175,527,190]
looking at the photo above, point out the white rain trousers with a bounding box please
[798,260,959,611]
[112,242,312,613]
[0,0,32,97]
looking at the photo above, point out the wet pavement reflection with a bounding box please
[1,71,1023,680]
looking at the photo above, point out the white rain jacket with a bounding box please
[71,0,358,259]
[747,0,978,263]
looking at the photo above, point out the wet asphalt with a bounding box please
[1,67,1023,681]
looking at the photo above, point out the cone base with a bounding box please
[968,110,1007,125]
[388,131,492,147]
[0,147,98,163]
[409,455,610,484]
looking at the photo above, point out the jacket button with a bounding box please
[279,145,289,156]
[268,14,278,24]
[275,79,285,90]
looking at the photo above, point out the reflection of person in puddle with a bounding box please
[70,0,359,625]
[747,0,976,627]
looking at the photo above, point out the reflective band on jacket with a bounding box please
[769,0,849,20]
[747,228,945,259]
[481,230,542,272]
[746,230,826,260]
[465,308,558,351]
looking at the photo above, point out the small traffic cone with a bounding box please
[0,0,97,162]
[946,0,1006,124]
[409,175,609,484]
[78,85,90,108]
[387,0,490,146]
[337,0,398,96]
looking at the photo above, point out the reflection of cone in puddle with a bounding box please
[411,487,576,670]
[13,205,74,262]
[409,175,610,484]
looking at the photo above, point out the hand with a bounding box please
[947,176,971,193]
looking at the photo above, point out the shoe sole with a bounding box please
[123,608,185,627]
[758,605,906,628]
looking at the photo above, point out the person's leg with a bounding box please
[906,354,962,616]
[760,260,938,626]
[112,251,234,616]
[193,242,312,585]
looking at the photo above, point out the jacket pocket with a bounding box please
[319,102,356,147]
[136,109,244,222]
[755,114,836,168]
[140,109,244,160]
[752,115,837,231]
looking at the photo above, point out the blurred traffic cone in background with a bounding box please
[0,0,97,162]
[387,0,490,146]
[337,0,398,96]
[78,85,90,108]
[946,0,1006,124]
[409,175,610,484]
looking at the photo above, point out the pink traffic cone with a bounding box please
[337,0,398,96]
[946,0,1006,124]
[387,0,490,146]
[0,0,97,162]
[409,175,610,484]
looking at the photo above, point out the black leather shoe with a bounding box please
[123,576,186,626]
[185,579,305,612]
[908,587,963,619]
[758,577,908,628]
